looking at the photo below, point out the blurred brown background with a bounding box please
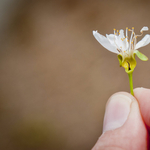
[0,0,150,149]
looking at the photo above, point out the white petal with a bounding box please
[106,34,116,47]
[140,26,149,33]
[115,35,126,51]
[107,33,127,51]
[93,31,119,54]
[135,34,150,49]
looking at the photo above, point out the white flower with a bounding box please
[93,26,150,55]
[93,27,150,73]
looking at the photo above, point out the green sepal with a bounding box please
[117,54,136,74]
[134,50,148,61]
[117,54,123,67]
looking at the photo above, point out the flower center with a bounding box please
[113,27,141,53]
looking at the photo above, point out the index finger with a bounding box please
[134,88,150,131]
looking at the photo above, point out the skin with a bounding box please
[92,88,150,150]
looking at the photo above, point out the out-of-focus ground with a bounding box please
[0,0,150,149]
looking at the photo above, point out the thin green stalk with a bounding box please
[128,73,134,96]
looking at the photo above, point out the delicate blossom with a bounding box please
[93,27,150,73]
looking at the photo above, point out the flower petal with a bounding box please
[106,32,128,51]
[106,34,116,47]
[93,31,119,54]
[135,34,150,49]
[119,30,129,50]
[140,26,149,33]
[115,35,127,51]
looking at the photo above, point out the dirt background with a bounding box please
[0,0,150,150]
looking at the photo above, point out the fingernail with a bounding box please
[103,94,132,132]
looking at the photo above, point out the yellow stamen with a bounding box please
[128,29,130,31]
[114,29,116,30]
[126,27,128,29]
[132,27,134,29]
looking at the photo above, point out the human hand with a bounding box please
[92,88,150,150]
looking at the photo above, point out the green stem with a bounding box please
[128,73,134,96]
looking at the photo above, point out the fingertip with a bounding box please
[103,92,133,132]
[134,87,150,98]
[105,91,136,107]
[134,87,150,129]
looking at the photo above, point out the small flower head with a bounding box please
[93,26,150,73]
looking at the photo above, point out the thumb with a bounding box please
[92,92,148,150]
